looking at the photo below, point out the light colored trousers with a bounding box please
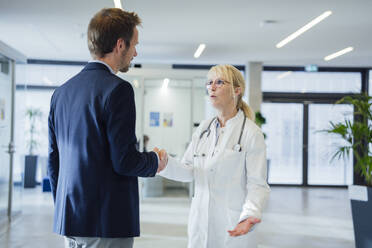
[64,236,134,248]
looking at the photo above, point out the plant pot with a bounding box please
[350,186,372,248]
[24,155,38,188]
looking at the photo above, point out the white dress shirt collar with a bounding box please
[89,60,116,74]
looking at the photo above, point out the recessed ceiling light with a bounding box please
[276,11,332,48]
[324,47,354,61]
[260,20,278,27]
[113,0,122,9]
[194,44,206,58]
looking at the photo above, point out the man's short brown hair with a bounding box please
[87,8,141,58]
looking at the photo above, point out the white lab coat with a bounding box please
[159,110,270,248]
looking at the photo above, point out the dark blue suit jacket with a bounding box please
[47,62,158,238]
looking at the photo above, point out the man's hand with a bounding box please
[227,217,261,237]
[153,147,168,173]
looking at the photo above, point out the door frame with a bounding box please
[0,41,26,221]
[262,66,369,187]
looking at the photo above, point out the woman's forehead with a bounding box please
[207,71,224,80]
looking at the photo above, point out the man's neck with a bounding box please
[96,56,118,74]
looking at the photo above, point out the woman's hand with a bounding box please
[227,217,261,237]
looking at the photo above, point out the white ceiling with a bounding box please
[0,0,371,67]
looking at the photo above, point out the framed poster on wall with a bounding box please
[163,112,173,127]
[150,112,160,127]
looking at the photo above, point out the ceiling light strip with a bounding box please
[194,44,206,58]
[114,0,123,9]
[324,47,354,61]
[276,11,332,48]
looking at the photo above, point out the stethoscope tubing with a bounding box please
[194,116,247,157]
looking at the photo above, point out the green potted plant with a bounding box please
[255,111,266,126]
[324,93,371,248]
[24,108,42,188]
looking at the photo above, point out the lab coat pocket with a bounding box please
[216,149,245,181]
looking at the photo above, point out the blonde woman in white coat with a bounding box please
[158,64,270,248]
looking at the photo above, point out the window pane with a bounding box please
[261,103,303,184]
[262,71,361,93]
[308,104,353,185]
[15,64,84,86]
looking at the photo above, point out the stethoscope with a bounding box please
[193,116,247,157]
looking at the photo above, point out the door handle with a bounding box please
[5,142,15,154]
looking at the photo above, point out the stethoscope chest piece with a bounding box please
[233,144,241,152]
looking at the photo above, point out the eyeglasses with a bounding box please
[205,79,230,89]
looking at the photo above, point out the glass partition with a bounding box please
[15,88,54,186]
[308,104,353,185]
[261,103,303,184]
[0,55,12,218]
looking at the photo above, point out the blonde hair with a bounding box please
[207,64,255,121]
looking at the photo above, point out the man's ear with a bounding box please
[115,38,126,53]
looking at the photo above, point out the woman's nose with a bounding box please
[210,82,217,90]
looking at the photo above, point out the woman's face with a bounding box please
[207,72,240,111]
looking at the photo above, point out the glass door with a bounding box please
[262,101,354,186]
[308,104,354,185]
[0,55,12,218]
[261,103,303,184]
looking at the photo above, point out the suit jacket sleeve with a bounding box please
[104,82,158,177]
[47,93,59,203]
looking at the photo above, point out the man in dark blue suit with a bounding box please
[48,8,167,248]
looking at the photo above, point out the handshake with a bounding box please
[153,147,168,173]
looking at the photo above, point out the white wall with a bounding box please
[143,79,192,158]
[142,79,208,158]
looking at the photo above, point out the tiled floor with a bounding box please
[0,186,355,248]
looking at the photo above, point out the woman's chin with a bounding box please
[210,102,221,110]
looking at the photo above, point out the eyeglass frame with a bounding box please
[205,78,232,90]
